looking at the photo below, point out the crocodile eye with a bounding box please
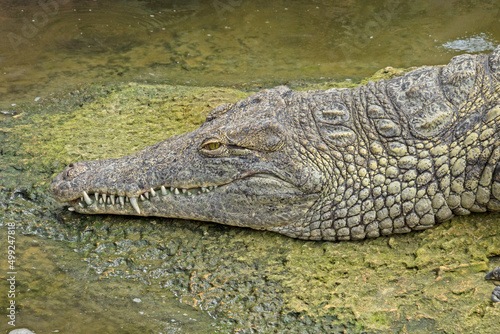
[201,139,223,152]
[205,142,221,150]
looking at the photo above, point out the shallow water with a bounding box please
[0,230,213,333]
[1,0,499,109]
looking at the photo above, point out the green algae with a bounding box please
[1,79,500,333]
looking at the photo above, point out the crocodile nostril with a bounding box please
[63,168,71,180]
[63,162,84,180]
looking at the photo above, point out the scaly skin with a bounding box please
[51,47,500,301]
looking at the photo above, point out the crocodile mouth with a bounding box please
[67,184,222,215]
[64,172,308,217]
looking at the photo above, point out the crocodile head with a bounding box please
[50,86,325,234]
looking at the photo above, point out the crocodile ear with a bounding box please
[226,121,285,152]
[206,103,233,122]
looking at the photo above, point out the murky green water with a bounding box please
[1,1,500,333]
[1,0,499,109]
[0,230,212,333]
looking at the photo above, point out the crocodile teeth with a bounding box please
[129,197,141,214]
[83,191,93,205]
[79,202,84,208]
[68,207,75,211]
[77,185,222,208]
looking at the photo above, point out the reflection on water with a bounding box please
[0,0,499,109]
[441,32,498,53]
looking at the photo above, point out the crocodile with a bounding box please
[51,47,500,301]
